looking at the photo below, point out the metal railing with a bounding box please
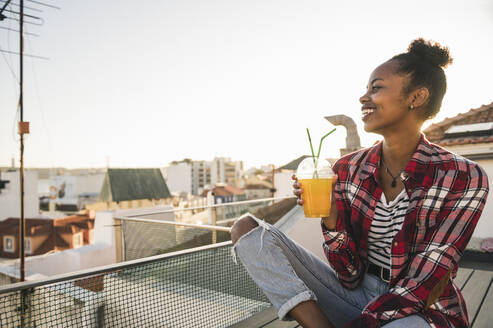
[0,196,297,327]
[119,196,296,218]
[115,196,296,261]
[0,242,270,328]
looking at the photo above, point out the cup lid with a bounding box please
[296,157,334,179]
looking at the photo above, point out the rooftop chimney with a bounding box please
[325,115,362,157]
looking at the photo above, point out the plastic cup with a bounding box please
[296,157,334,218]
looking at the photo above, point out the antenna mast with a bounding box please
[1,2,58,326]
[19,0,27,283]
[1,0,57,283]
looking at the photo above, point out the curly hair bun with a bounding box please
[407,38,453,68]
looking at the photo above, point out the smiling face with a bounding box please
[360,60,416,135]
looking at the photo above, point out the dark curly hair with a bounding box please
[391,38,453,120]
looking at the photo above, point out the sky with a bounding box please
[1,0,492,170]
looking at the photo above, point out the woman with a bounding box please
[231,38,489,327]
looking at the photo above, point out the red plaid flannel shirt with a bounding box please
[322,134,489,327]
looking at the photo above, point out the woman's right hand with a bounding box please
[292,174,304,205]
[292,174,339,230]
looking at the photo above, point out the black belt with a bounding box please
[367,263,390,283]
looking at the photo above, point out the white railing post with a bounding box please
[114,218,124,262]
[212,207,217,244]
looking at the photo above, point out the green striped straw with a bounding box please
[306,128,318,178]
[306,128,316,160]
[316,128,337,159]
[306,127,337,178]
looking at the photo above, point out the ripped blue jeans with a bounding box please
[232,215,430,328]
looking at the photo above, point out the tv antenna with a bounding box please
[1,2,59,326]
[0,0,59,284]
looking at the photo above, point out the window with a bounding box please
[25,238,32,255]
[73,232,83,248]
[0,179,10,193]
[3,236,15,253]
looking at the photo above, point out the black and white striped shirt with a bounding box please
[367,189,409,270]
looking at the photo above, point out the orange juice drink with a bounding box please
[296,157,334,218]
[299,178,332,218]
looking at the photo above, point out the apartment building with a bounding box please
[0,170,39,221]
[166,157,243,195]
[0,213,94,258]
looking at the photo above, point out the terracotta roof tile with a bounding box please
[423,101,493,146]
[0,214,94,257]
[224,185,245,195]
[36,234,56,255]
[200,184,245,197]
[211,188,230,197]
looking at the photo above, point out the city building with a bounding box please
[166,157,243,195]
[0,169,39,221]
[243,176,273,200]
[201,184,246,220]
[211,157,243,188]
[88,168,172,211]
[166,159,213,195]
[200,184,246,204]
[44,172,105,211]
[192,160,212,195]
[99,168,171,202]
[0,205,175,284]
[166,160,193,194]
[0,212,95,258]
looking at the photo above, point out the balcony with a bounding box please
[0,197,297,327]
[0,242,271,327]
[0,196,491,327]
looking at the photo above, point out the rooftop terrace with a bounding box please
[0,197,491,327]
[0,242,269,327]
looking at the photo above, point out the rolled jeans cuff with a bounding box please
[278,290,317,321]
